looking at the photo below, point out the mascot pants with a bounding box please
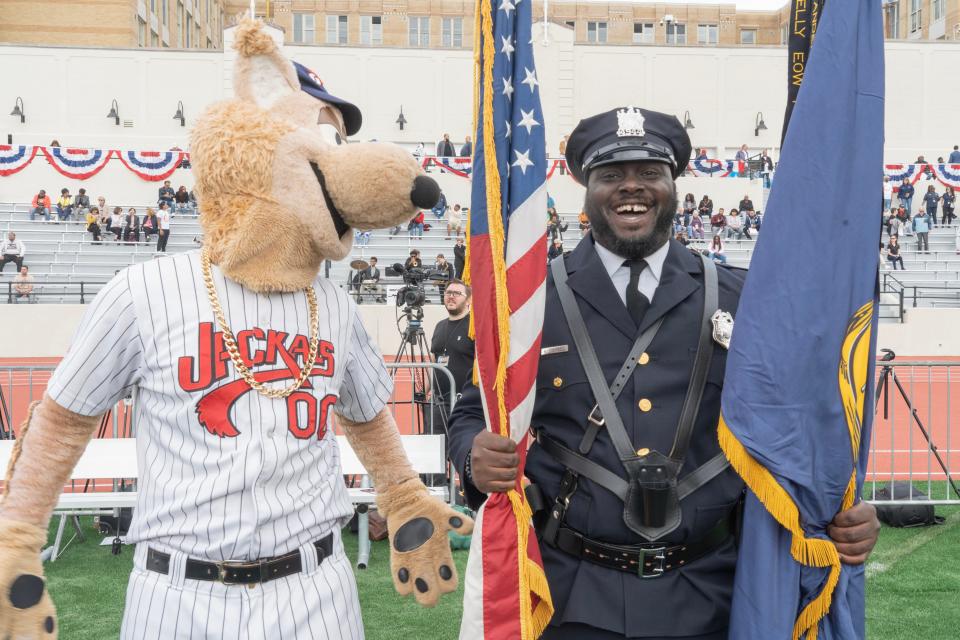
[120,532,364,640]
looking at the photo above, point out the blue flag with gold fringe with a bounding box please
[718,1,882,638]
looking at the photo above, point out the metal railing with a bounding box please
[881,271,960,312]
[4,280,106,304]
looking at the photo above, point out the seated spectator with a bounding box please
[698,194,713,218]
[30,190,51,221]
[86,206,102,243]
[578,209,591,237]
[1,232,26,272]
[447,204,463,239]
[13,266,34,303]
[56,188,73,221]
[174,185,193,215]
[73,188,90,218]
[355,256,384,304]
[123,207,141,243]
[405,249,422,270]
[689,212,704,239]
[710,208,726,235]
[432,191,448,221]
[707,235,727,264]
[675,230,690,246]
[408,210,425,238]
[886,236,904,269]
[96,195,108,217]
[744,209,761,239]
[738,194,754,214]
[109,207,124,241]
[189,189,198,214]
[158,180,175,210]
[435,253,455,280]
[547,212,568,242]
[725,209,743,239]
[142,208,159,241]
[547,238,564,260]
[354,229,371,246]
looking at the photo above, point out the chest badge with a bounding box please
[711,310,734,349]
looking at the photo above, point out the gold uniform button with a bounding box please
[638,398,652,412]
[636,447,650,457]
[638,352,650,365]
[553,377,563,388]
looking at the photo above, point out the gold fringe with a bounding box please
[508,489,554,639]
[3,400,40,500]
[718,416,841,640]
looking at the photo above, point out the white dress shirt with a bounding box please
[593,239,669,306]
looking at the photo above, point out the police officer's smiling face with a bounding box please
[584,160,677,259]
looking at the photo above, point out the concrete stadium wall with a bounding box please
[3,23,959,161]
[1,303,958,360]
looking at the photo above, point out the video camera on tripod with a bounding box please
[390,262,450,310]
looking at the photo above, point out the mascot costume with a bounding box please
[0,19,472,639]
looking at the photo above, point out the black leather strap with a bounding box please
[552,515,732,578]
[670,256,718,462]
[146,533,334,585]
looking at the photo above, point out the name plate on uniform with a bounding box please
[540,344,569,356]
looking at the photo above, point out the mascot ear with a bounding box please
[232,19,300,110]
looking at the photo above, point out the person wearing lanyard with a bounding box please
[429,280,475,437]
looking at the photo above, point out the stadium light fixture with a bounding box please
[173,101,186,127]
[107,99,120,126]
[396,106,407,131]
[10,97,25,123]
[754,111,767,137]
[683,110,694,130]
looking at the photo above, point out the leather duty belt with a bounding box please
[145,533,334,586]
[551,518,731,579]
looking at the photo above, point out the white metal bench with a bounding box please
[0,434,451,568]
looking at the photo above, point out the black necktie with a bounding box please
[624,259,650,327]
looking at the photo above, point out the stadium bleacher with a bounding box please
[4,201,959,314]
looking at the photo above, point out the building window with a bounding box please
[207,37,212,48]
[933,0,945,21]
[697,23,718,44]
[885,1,900,38]
[177,1,184,46]
[565,20,575,29]
[780,24,787,44]
[138,17,147,47]
[360,16,383,45]
[909,0,921,33]
[186,14,192,47]
[161,0,167,25]
[666,22,686,45]
[442,17,463,47]
[326,15,348,44]
[409,16,430,47]
[587,21,607,43]
[150,0,156,13]
[740,29,757,45]
[294,13,316,43]
[633,22,654,44]
[151,30,160,47]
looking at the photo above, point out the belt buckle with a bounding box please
[218,559,265,585]
[587,405,604,428]
[639,546,667,579]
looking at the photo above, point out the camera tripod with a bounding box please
[874,349,960,499]
[393,306,448,436]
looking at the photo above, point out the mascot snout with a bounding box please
[411,175,441,210]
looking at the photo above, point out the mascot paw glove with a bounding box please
[379,479,473,607]
[0,521,57,638]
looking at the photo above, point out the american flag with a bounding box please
[459,0,553,637]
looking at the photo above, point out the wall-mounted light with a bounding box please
[10,97,25,124]
[173,100,185,127]
[754,111,767,137]
[396,106,407,131]
[107,99,120,126]
[683,110,695,130]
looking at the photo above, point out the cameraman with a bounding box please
[428,279,474,438]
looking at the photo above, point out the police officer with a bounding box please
[447,107,879,639]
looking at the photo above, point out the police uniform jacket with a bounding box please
[448,237,747,639]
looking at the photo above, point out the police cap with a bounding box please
[564,106,692,183]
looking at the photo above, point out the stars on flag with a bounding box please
[521,67,539,93]
[500,35,515,61]
[517,109,540,134]
[512,149,534,175]
[498,0,515,17]
[502,76,514,101]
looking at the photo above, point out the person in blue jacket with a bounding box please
[922,185,941,227]
[898,178,915,214]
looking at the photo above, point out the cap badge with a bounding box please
[711,310,734,349]
[616,106,646,138]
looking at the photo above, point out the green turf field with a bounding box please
[41,510,960,639]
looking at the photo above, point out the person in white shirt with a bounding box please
[156,203,171,252]
[725,209,743,240]
[882,176,894,212]
[1,232,26,273]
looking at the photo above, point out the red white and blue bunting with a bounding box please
[116,150,186,181]
[884,163,960,191]
[0,145,39,177]
[0,146,191,182]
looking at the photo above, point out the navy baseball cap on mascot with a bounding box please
[564,106,693,183]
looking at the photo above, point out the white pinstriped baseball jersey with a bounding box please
[47,250,393,562]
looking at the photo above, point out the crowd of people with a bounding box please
[881,177,959,269]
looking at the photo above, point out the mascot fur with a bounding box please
[0,19,471,639]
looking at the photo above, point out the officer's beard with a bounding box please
[586,190,678,260]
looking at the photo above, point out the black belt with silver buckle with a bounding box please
[145,533,334,585]
[552,518,731,579]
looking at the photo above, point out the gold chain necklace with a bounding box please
[200,247,321,399]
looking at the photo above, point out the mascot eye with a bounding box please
[318,122,344,146]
